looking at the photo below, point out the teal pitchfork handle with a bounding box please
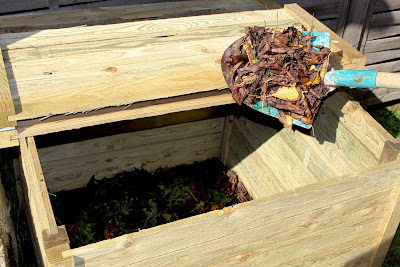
[324,70,400,89]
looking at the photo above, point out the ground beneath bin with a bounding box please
[50,158,251,248]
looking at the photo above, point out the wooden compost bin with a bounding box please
[1,1,400,266]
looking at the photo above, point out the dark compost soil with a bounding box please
[50,158,251,248]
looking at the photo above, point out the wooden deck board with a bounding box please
[1,9,301,122]
[0,0,265,34]
[0,50,16,129]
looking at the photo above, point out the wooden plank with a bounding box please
[365,60,400,73]
[30,106,225,148]
[59,0,103,5]
[39,131,219,174]
[55,0,212,11]
[38,117,223,162]
[48,0,60,9]
[0,129,18,149]
[358,0,377,55]
[13,91,234,139]
[370,10,400,28]
[374,0,400,13]
[0,0,49,14]
[233,116,318,190]
[0,0,266,34]
[321,18,337,31]
[368,24,400,41]
[227,123,284,198]
[340,0,374,48]
[2,10,301,122]
[212,221,378,266]
[39,118,223,192]
[278,128,347,181]
[274,2,341,21]
[321,91,396,160]
[19,137,58,266]
[315,121,375,172]
[304,3,339,20]
[26,137,58,235]
[313,99,379,170]
[335,0,351,37]
[365,49,400,65]
[0,50,16,129]
[378,140,400,165]
[1,10,295,60]
[284,4,366,70]
[276,0,340,7]
[364,36,400,54]
[257,0,282,9]
[62,158,400,266]
[347,87,400,107]
[219,115,234,166]
[56,0,270,12]
[369,186,400,266]
[42,226,74,266]
[47,146,220,193]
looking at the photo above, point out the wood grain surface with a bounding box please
[2,9,300,122]
[61,158,400,266]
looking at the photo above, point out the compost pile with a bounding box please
[223,26,331,127]
[51,158,251,248]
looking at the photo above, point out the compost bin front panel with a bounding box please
[58,159,400,266]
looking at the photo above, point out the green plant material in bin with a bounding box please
[370,105,400,139]
[161,178,194,209]
[77,217,97,245]
[143,199,161,227]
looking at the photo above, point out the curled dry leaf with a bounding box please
[224,26,332,128]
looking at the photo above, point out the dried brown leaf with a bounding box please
[271,84,299,101]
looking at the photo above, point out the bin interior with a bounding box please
[34,90,394,200]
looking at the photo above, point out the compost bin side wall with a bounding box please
[224,91,395,200]
[18,137,73,267]
[38,117,225,193]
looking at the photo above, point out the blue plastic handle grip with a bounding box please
[324,70,379,88]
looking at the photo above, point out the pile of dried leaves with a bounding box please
[50,158,251,248]
[222,26,331,127]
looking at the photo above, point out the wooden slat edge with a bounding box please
[43,226,74,267]
[20,137,69,266]
[369,185,400,266]
[20,137,49,266]
[219,115,234,165]
[0,129,18,148]
[26,137,58,235]
[378,140,400,165]
[13,91,234,139]
[0,49,16,129]
[284,3,366,70]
